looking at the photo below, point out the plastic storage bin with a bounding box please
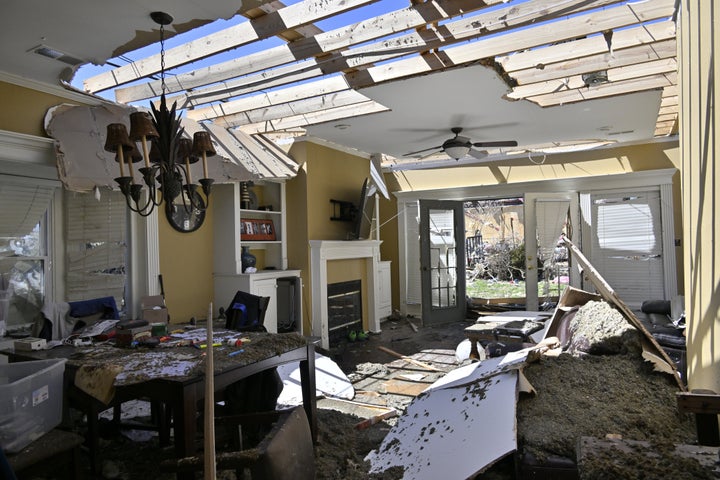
[0,358,66,453]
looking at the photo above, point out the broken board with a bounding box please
[382,379,430,397]
[366,356,518,479]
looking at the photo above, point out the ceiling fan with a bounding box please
[404,127,518,160]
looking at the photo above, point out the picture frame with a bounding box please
[241,219,276,241]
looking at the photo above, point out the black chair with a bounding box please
[225,290,270,332]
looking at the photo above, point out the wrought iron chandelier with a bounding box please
[103,11,214,217]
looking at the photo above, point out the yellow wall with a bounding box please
[679,0,720,392]
[158,204,215,324]
[286,141,371,332]
[0,81,80,136]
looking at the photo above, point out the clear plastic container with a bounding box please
[0,358,66,453]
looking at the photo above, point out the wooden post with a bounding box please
[204,302,216,479]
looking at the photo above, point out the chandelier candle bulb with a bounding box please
[116,149,126,178]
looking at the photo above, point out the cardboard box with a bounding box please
[0,359,66,453]
[141,295,168,323]
[116,325,152,346]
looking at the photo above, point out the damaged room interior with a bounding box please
[1,0,719,479]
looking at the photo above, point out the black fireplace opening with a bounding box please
[327,279,362,346]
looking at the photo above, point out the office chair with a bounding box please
[225,290,270,332]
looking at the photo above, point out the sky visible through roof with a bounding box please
[70,0,408,107]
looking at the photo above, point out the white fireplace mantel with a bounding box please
[310,240,382,349]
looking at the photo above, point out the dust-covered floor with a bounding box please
[17,308,715,480]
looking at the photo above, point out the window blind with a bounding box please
[0,182,55,237]
[64,190,127,307]
[590,191,664,305]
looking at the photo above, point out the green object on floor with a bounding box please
[357,331,369,341]
[348,330,357,342]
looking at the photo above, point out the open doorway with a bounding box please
[464,197,569,310]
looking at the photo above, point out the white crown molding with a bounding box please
[0,129,56,165]
[0,70,104,105]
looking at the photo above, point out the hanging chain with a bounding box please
[159,23,167,96]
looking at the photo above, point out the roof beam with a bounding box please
[84,0,375,93]
[526,72,676,107]
[211,0,675,131]
[116,0,619,104]
[507,58,677,99]
[168,0,628,109]
[187,0,635,123]
[344,0,675,89]
[187,76,351,121]
[237,101,390,134]
[509,37,676,86]
[497,20,676,73]
[214,90,375,128]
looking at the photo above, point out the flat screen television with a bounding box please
[350,178,374,240]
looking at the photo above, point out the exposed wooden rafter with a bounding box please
[83,0,375,93]
[78,0,679,166]
[199,0,675,132]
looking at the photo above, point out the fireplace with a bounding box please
[327,280,362,346]
[309,240,383,349]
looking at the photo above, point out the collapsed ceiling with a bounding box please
[2,0,680,171]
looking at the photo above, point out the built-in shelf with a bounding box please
[213,181,301,334]
[213,181,288,274]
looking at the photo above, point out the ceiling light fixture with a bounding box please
[443,144,470,160]
[103,11,215,218]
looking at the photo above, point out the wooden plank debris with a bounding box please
[377,346,444,372]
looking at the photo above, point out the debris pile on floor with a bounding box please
[21,298,716,479]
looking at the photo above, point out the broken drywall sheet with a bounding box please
[276,352,354,408]
[366,356,518,479]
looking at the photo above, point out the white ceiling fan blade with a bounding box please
[468,148,488,160]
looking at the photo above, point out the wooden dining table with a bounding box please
[4,328,317,480]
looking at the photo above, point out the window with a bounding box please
[0,180,55,333]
